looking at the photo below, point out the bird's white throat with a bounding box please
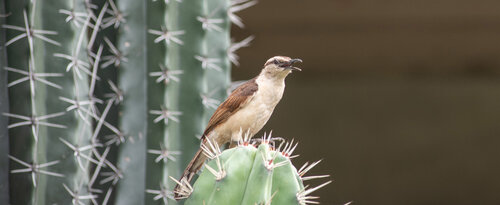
[255,72,286,106]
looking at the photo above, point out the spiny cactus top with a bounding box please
[172,133,331,205]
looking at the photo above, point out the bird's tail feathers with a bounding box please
[173,146,208,200]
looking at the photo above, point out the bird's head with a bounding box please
[262,56,302,79]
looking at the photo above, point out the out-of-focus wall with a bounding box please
[233,0,500,76]
[231,0,500,204]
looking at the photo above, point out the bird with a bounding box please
[173,56,302,199]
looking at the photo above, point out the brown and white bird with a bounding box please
[174,56,302,199]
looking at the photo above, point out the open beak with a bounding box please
[285,58,303,71]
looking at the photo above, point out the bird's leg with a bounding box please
[250,137,285,148]
[228,140,238,149]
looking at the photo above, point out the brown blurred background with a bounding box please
[231,0,500,204]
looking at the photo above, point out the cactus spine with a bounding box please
[183,135,331,205]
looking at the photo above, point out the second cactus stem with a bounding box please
[145,0,233,201]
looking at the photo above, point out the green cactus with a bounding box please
[144,0,254,203]
[158,0,234,198]
[143,0,173,204]
[2,0,284,204]
[181,135,331,205]
[4,0,99,204]
[97,0,149,203]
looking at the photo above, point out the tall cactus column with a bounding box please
[144,0,172,204]
[157,0,234,202]
[112,0,148,204]
[35,0,96,203]
[86,0,136,203]
[3,1,34,203]
[4,0,96,204]
[163,0,208,195]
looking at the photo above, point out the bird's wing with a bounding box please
[202,77,258,139]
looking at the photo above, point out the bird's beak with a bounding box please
[289,59,303,64]
[286,58,303,71]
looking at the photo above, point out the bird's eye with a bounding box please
[273,59,279,64]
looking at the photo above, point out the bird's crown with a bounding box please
[264,56,292,67]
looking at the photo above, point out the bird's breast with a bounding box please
[216,78,285,142]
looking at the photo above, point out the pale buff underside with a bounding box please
[207,73,286,145]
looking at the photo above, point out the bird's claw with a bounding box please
[251,137,285,148]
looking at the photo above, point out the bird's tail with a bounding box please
[173,145,208,200]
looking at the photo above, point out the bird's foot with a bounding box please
[250,137,285,148]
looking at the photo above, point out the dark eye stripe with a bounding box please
[264,57,288,66]
[264,59,278,66]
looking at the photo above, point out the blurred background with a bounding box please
[231,0,500,204]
